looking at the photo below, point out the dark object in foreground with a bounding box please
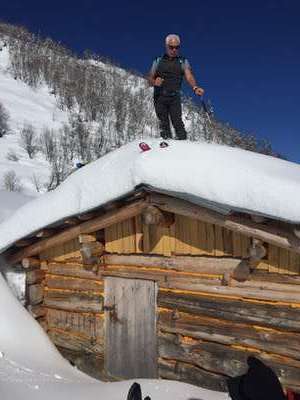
[227,356,286,400]
[287,389,300,400]
[160,141,169,148]
[76,162,86,169]
[127,382,151,400]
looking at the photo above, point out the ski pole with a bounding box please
[200,95,212,125]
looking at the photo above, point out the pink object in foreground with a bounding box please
[139,142,151,152]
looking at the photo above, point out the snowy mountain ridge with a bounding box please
[0,22,279,206]
[0,35,161,196]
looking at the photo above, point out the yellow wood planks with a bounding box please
[103,213,300,277]
[105,218,136,253]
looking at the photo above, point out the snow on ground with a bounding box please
[0,46,68,194]
[0,134,50,195]
[0,271,228,400]
[0,46,67,133]
[0,190,33,223]
[1,138,300,254]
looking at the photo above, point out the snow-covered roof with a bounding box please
[1,138,300,254]
[0,190,33,224]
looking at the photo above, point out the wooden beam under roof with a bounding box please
[15,238,37,247]
[149,193,300,255]
[8,198,148,265]
[5,189,300,265]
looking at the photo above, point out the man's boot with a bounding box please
[176,131,187,140]
[161,131,172,140]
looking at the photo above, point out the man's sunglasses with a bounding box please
[168,45,180,50]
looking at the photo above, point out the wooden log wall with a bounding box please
[105,215,300,274]
[24,258,46,330]
[104,215,300,391]
[37,235,106,379]
[32,212,300,391]
[158,291,300,391]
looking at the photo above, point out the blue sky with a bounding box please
[1,0,300,162]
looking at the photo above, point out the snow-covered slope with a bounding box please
[0,46,68,194]
[1,138,300,254]
[0,47,67,132]
[0,190,33,223]
[0,271,227,400]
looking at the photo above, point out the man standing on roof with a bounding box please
[148,34,204,140]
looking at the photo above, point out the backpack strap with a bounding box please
[151,56,162,76]
[178,56,187,73]
[152,55,187,76]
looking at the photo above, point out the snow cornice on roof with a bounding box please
[1,139,300,261]
[2,188,300,266]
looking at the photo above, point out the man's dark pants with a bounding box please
[154,93,187,140]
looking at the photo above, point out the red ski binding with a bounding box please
[139,142,151,152]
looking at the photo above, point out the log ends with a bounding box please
[142,206,174,227]
[225,259,251,284]
[248,239,267,265]
[80,241,105,266]
[22,257,41,269]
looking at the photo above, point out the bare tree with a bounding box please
[31,174,45,193]
[39,128,56,162]
[3,170,23,192]
[6,149,19,161]
[1,20,278,159]
[0,102,10,137]
[19,123,38,159]
[46,152,71,191]
[69,114,92,162]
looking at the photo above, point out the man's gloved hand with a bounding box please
[193,86,205,96]
[154,77,164,86]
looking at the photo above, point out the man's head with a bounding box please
[165,34,181,58]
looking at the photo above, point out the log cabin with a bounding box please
[1,139,300,393]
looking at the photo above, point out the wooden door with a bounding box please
[104,277,158,379]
